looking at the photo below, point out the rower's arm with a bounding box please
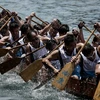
[97,45,100,55]
[37,35,50,43]
[95,63,100,75]
[39,24,51,36]
[76,43,84,52]
[25,43,32,64]
[12,12,22,28]
[42,50,60,73]
[55,34,66,43]
[78,22,85,43]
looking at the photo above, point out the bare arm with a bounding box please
[25,43,32,64]
[55,34,66,43]
[78,22,85,43]
[39,23,51,36]
[95,64,100,75]
[97,45,100,55]
[42,50,60,73]
[12,12,23,28]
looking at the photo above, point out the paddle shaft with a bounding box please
[0,6,10,14]
[9,43,27,51]
[83,25,100,40]
[49,41,64,54]
[34,15,48,25]
[31,19,42,26]
[76,29,96,58]
[21,44,46,59]
[0,16,12,31]
[0,43,27,57]
[0,15,8,22]
[10,35,25,46]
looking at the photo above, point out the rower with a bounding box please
[25,31,48,64]
[42,33,81,79]
[45,40,61,75]
[80,43,100,82]
[72,22,85,43]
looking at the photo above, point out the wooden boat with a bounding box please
[65,77,97,99]
[32,65,97,99]
[33,67,97,99]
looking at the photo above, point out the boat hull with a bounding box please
[65,78,96,99]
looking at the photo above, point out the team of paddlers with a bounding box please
[0,6,100,97]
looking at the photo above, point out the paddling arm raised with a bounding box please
[39,23,51,36]
[94,22,100,33]
[12,12,22,28]
[78,22,85,43]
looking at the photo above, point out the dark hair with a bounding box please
[82,43,94,56]
[92,34,100,42]
[46,39,57,50]
[33,25,43,30]
[0,21,8,36]
[0,21,8,30]
[56,19,62,25]
[9,21,19,31]
[93,36,98,42]
[1,9,7,15]
[20,23,29,34]
[64,34,75,46]
[26,31,38,42]
[58,24,69,34]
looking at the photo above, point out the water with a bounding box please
[0,0,100,99]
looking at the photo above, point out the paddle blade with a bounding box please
[0,58,21,74]
[93,81,100,100]
[0,48,9,57]
[19,59,43,82]
[52,62,75,90]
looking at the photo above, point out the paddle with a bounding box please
[0,16,12,31]
[52,29,96,90]
[19,42,64,82]
[0,45,45,74]
[83,24,100,40]
[33,12,48,25]
[0,15,8,22]
[93,81,100,100]
[0,6,9,12]
[31,19,42,27]
[10,35,26,46]
[0,6,26,46]
[0,43,27,57]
